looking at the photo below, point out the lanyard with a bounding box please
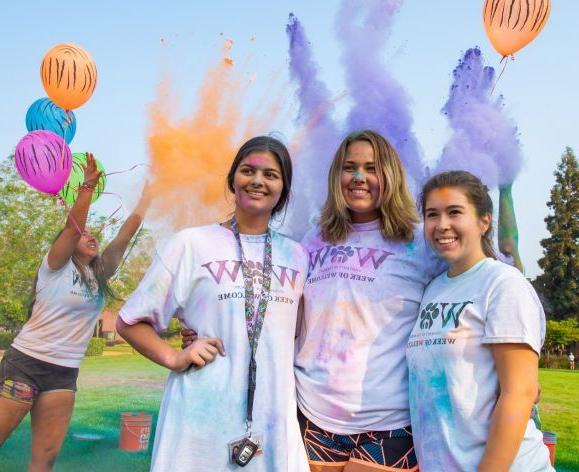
[230,217,273,432]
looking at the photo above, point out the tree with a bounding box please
[0,155,132,332]
[107,229,154,312]
[535,147,578,321]
[543,319,579,359]
[0,156,64,332]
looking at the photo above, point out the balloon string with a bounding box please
[109,224,144,281]
[105,163,150,178]
[57,110,74,167]
[54,194,85,236]
[64,110,73,141]
[490,55,512,96]
[97,191,125,233]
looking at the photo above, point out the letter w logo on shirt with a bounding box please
[201,260,242,284]
[272,266,300,290]
[72,269,82,286]
[355,247,394,269]
[440,301,473,329]
[309,246,332,271]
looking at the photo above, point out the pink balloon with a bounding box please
[14,130,72,195]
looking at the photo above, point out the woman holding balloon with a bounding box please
[0,153,150,471]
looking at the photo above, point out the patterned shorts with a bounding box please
[298,409,418,471]
[0,347,78,405]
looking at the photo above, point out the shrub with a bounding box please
[160,318,182,339]
[85,337,106,356]
[0,331,15,349]
[540,355,572,369]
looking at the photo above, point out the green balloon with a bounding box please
[59,152,107,205]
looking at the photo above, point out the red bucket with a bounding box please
[542,431,557,467]
[119,412,152,452]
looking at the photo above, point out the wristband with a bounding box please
[79,182,96,192]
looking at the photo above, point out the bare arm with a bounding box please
[47,153,101,270]
[498,184,524,273]
[116,317,225,372]
[478,344,539,472]
[101,185,151,278]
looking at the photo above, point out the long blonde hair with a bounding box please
[319,130,418,244]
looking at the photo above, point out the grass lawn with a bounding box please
[1,352,578,471]
[1,353,168,471]
[539,369,579,471]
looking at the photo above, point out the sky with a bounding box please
[1,1,577,277]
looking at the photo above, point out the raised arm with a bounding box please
[101,184,151,279]
[47,153,101,270]
[478,344,539,472]
[498,184,524,272]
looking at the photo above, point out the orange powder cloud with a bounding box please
[146,40,282,230]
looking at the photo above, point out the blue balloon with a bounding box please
[25,98,77,144]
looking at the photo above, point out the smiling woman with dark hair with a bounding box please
[407,170,552,471]
[117,136,310,471]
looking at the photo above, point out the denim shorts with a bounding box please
[0,347,79,405]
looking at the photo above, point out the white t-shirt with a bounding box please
[119,224,310,472]
[406,258,553,472]
[295,220,445,434]
[12,255,105,368]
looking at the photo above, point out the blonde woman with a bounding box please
[295,130,444,472]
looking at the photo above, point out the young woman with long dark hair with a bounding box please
[0,153,150,471]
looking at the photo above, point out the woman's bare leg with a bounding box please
[0,396,32,445]
[29,390,75,472]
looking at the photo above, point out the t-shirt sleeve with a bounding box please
[482,271,545,356]
[119,231,194,332]
[36,254,71,291]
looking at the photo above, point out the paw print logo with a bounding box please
[330,245,355,263]
[246,260,263,284]
[420,303,440,330]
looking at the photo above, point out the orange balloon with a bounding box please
[40,44,97,110]
[483,0,551,57]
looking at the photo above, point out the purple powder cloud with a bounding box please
[283,14,342,238]
[283,7,525,241]
[336,0,425,189]
[435,47,523,187]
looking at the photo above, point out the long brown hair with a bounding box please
[319,130,418,244]
[418,170,496,259]
[27,230,118,318]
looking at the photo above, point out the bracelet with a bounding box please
[79,182,96,192]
